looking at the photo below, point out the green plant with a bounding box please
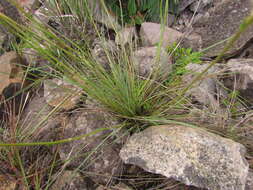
[166,44,202,83]
[105,0,179,25]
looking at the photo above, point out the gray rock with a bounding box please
[223,59,253,105]
[183,63,224,110]
[132,46,172,79]
[120,125,249,190]
[140,22,183,48]
[59,110,122,185]
[193,0,253,57]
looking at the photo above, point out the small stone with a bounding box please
[44,78,82,110]
[120,125,249,190]
[140,22,183,48]
[132,46,172,79]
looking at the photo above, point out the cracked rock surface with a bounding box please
[120,125,249,190]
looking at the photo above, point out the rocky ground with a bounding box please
[0,0,253,190]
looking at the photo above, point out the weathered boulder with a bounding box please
[132,46,172,79]
[59,110,122,185]
[193,0,253,57]
[44,78,82,110]
[120,125,249,190]
[222,59,253,105]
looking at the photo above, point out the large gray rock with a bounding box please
[132,46,172,79]
[223,59,253,105]
[120,125,249,190]
[193,0,253,57]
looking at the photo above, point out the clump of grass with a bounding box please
[0,0,253,188]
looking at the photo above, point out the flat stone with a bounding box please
[193,0,253,57]
[120,125,249,190]
[44,78,82,110]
